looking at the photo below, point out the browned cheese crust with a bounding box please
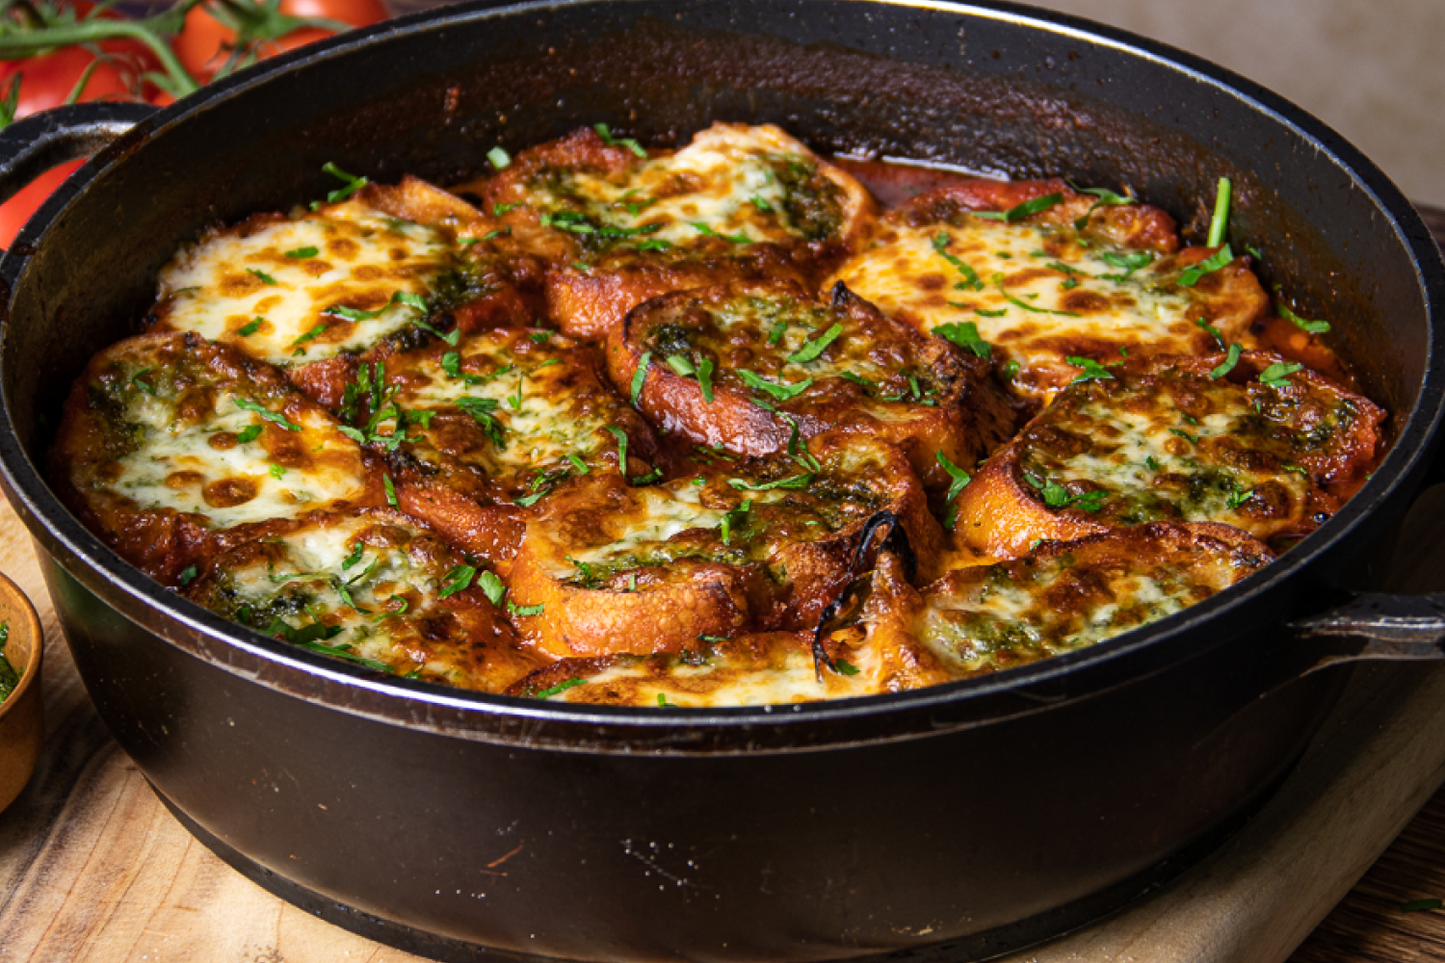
[186,508,543,691]
[608,278,1019,495]
[505,433,941,658]
[481,122,876,340]
[827,522,1273,689]
[826,176,1268,405]
[50,332,383,586]
[952,351,1385,557]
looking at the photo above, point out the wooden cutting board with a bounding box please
[3,205,1445,961]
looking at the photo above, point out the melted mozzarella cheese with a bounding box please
[113,392,366,527]
[831,218,1219,391]
[157,201,458,365]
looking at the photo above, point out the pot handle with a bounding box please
[1288,592,1445,673]
[0,102,157,255]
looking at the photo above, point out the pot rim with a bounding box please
[2,0,1442,744]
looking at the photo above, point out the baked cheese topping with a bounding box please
[189,512,488,684]
[515,637,876,707]
[1010,354,1377,541]
[830,215,1253,396]
[635,280,956,419]
[374,330,642,493]
[536,437,894,584]
[155,199,462,365]
[911,527,1267,673]
[79,340,369,528]
[518,124,849,250]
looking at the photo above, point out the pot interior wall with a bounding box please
[1,0,1430,473]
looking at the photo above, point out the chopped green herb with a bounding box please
[728,473,814,492]
[1278,303,1331,335]
[130,368,156,395]
[833,658,860,676]
[1178,245,1234,287]
[1098,250,1154,282]
[973,192,1064,223]
[568,453,590,474]
[507,600,545,618]
[383,473,398,506]
[289,322,328,348]
[1169,428,1199,445]
[719,498,753,546]
[285,246,319,259]
[1226,485,1254,510]
[269,463,286,479]
[1259,362,1303,388]
[656,693,678,708]
[477,571,507,607]
[993,273,1078,317]
[322,162,368,203]
[1066,356,1115,384]
[1071,184,1136,231]
[238,317,263,337]
[236,424,263,444]
[487,146,511,170]
[738,369,812,401]
[933,321,991,360]
[787,323,844,364]
[750,195,774,213]
[692,222,751,244]
[665,354,695,377]
[493,202,520,216]
[931,231,983,291]
[233,398,301,431]
[1146,455,1161,471]
[438,564,477,599]
[1207,177,1232,248]
[1194,316,1226,348]
[534,677,585,699]
[178,565,198,587]
[696,357,715,403]
[1002,360,1022,379]
[593,122,647,158]
[937,451,972,502]
[1210,342,1243,380]
[247,268,277,286]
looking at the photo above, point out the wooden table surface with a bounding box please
[1,213,1443,962]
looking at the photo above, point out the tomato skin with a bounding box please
[174,0,389,82]
[0,160,82,248]
[0,2,162,113]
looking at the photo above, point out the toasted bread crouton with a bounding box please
[951,351,1385,557]
[609,278,1017,496]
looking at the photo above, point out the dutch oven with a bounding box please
[0,1,1443,961]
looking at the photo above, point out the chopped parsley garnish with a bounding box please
[933,321,991,360]
[1002,360,1021,379]
[1278,303,1331,334]
[438,564,477,599]
[568,453,590,474]
[1207,177,1232,248]
[269,463,286,479]
[1065,356,1115,384]
[832,658,861,676]
[1259,362,1303,388]
[284,246,319,259]
[1226,485,1254,510]
[383,473,398,506]
[477,571,507,607]
[592,122,647,158]
[750,195,774,213]
[719,498,753,546]
[341,542,364,570]
[1210,342,1243,380]
[728,473,813,492]
[604,424,656,486]
[247,268,277,286]
[238,317,263,336]
[455,397,506,449]
[973,192,1064,223]
[937,451,972,502]
[413,317,460,347]
[441,351,480,385]
[236,423,263,443]
[631,351,652,406]
[487,146,511,170]
[931,231,983,291]
[1098,250,1154,282]
[1071,184,1136,231]
[534,677,585,700]
[178,565,198,587]
[289,322,328,348]
[130,368,156,395]
[692,222,751,244]
[993,273,1079,316]
[493,202,520,216]
[656,693,678,708]
[1194,316,1226,348]
[507,600,545,617]
[1146,455,1161,471]
[738,369,812,401]
[786,323,844,364]
[233,398,301,431]
[1023,472,1107,512]
[322,162,368,203]
[695,357,716,403]
[1169,428,1199,445]
[1177,245,1234,287]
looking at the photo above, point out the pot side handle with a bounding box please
[1288,592,1445,674]
[0,102,157,256]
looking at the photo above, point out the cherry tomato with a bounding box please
[0,2,161,114]
[174,0,388,82]
[0,160,81,247]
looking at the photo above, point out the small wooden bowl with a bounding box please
[0,570,43,814]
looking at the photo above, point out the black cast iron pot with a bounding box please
[1,2,1444,961]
